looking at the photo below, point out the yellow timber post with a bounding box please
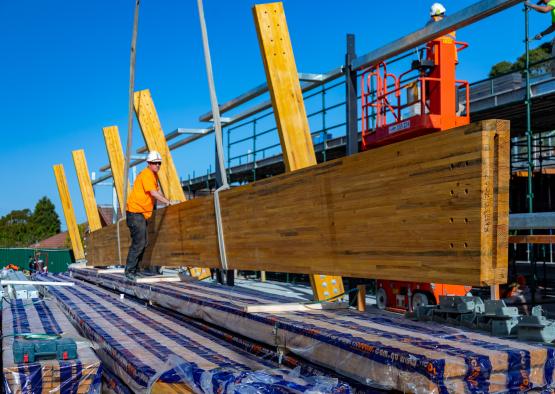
[72,150,102,232]
[133,89,210,280]
[102,126,131,216]
[253,1,344,301]
[133,89,186,202]
[53,164,85,261]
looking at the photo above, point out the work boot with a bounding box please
[124,272,136,281]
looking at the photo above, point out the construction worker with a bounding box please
[525,1,555,40]
[125,151,177,280]
[429,2,447,23]
[427,3,458,62]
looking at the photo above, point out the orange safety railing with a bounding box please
[361,40,469,137]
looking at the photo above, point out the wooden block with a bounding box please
[133,89,186,202]
[134,275,182,283]
[509,234,555,244]
[72,150,102,231]
[152,382,194,394]
[244,301,349,313]
[102,125,130,214]
[357,284,366,312]
[490,285,500,301]
[86,120,510,286]
[188,267,211,280]
[97,268,125,274]
[53,164,85,260]
[253,2,343,301]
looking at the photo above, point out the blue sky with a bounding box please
[0,0,546,230]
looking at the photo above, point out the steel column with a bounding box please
[345,33,358,156]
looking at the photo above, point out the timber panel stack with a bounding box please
[72,267,555,393]
[35,274,351,393]
[2,297,101,393]
[87,120,509,286]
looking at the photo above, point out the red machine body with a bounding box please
[360,34,471,311]
[361,36,469,150]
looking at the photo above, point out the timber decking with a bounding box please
[87,119,509,286]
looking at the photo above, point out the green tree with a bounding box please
[0,209,33,247]
[489,43,553,77]
[30,197,61,242]
[0,197,61,247]
[489,61,513,78]
[512,43,552,76]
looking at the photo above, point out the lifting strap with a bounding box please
[117,0,141,266]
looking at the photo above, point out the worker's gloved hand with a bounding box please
[169,200,181,206]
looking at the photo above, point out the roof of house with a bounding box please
[29,232,68,249]
[97,205,114,227]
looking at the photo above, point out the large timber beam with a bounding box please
[253,1,343,300]
[53,164,85,261]
[86,120,510,286]
[133,89,186,202]
[72,150,102,232]
[102,126,130,214]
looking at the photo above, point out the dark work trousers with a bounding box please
[125,212,148,274]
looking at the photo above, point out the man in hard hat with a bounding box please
[125,150,176,280]
[429,2,446,22]
[525,0,555,40]
[428,3,457,50]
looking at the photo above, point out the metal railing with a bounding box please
[185,54,555,187]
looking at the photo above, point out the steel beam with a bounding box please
[510,213,555,230]
[351,0,522,70]
[95,0,521,185]
[199,82,269,122]
[199,68,343,122]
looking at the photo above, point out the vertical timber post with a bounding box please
[53,164,85,261]
[72,150,102,232]
[133,89,186,202]
[102,126,130,216]
[253,1,344,301]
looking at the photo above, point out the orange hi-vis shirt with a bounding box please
[126,167,159,219]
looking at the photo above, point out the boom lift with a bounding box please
[360,29,472,311]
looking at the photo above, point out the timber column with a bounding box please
[253,1,344,301]
[53,164,85,261]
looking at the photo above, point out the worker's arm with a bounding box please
[536,23,555,39]
[525,1,554,13]
[148,189,172,206]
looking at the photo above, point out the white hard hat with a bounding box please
[430,3,446,16]
[146,150,162,163]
